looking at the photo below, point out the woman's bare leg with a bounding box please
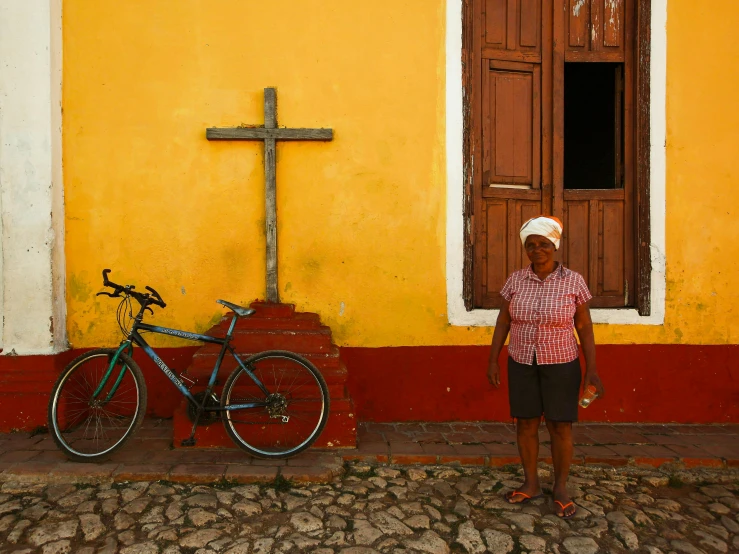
[508,417,543,502]
[546,419,576,517]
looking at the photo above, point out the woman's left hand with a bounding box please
[584,371,605,398]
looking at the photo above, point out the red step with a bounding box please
[194,328,334,356]
[248,302,295,318]
[187,347,344,381]
[172,301,356,450]
[172,398,356,449]
[207,312,324,333]
[183,361,349,400]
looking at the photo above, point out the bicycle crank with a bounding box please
[187,391,220,426]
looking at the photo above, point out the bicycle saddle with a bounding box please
[216,299,255,318]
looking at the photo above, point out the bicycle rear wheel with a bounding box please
[48,348,147,462]
[221,350,329,459]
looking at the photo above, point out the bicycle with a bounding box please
[47,269,329,462]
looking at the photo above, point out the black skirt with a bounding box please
[507,354,582,422]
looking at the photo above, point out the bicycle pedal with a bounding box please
[180,438,196,447]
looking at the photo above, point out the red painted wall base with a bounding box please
[0,347,198,432]
[341,345,739,423]
[2,343,737,431]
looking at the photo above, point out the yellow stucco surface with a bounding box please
[64,0,739,348]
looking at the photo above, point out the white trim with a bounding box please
[0,0,65,354]
[50,0,67,351]
[446,0,667,326]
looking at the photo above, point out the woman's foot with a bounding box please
[504,483,543,504]
[552,489,577,518]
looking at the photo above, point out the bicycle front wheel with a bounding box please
[221,350,329,459]
[48,349,147,462]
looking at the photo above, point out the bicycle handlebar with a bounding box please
[145,286,166,307]
[97,269,167,309]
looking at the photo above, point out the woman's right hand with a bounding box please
[487,300,510,390]
[487,361,501,388]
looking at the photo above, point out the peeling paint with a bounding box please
[606,0,620,31]
[573,0,586,18]
[607,0,618,20]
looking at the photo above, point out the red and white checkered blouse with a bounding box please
[500,263,592,365]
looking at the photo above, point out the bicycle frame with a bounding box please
[95,311,271,413]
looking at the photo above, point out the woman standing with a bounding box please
[487,216,604,519]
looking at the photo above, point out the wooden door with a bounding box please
[555,0,634,307]
[471,0,549,309]
[469,0,636,309]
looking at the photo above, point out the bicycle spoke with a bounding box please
[50,351,143,460]
[222,352,328,458]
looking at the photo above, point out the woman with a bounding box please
[487,216,604,519]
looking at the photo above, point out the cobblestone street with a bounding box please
[0,460,737,554]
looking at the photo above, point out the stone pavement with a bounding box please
[0,459,737,553]
[1,420,738,485]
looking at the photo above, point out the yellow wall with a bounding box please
[64,0,739,348]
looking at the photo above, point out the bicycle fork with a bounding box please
[181,315,239,447]
[90,342,134,406]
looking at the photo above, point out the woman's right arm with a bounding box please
[487,299,511,388]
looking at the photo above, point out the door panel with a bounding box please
[482,62,541,187]
[567,0,590,48]
[563,196,627,307]
[561,200,590,282]
[485,0,507,48]
[481,201,508,297]
[564,0,625,61]
[475,196,542,308]
[483,0,542,61]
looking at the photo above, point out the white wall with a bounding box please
[0,0,65,355]
[445,0,667,326]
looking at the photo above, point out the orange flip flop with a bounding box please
[554,500,577,519]
[504,491,544,504]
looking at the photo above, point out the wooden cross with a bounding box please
[206,88,333,303]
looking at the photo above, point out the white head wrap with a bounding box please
[519,216,563,250]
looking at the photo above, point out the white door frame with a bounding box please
[445,0,667,326]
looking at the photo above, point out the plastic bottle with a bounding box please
[579,385,598,408]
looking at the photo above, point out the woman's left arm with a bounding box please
[574,302,605,397]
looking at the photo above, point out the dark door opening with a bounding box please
[564,62,624,189]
